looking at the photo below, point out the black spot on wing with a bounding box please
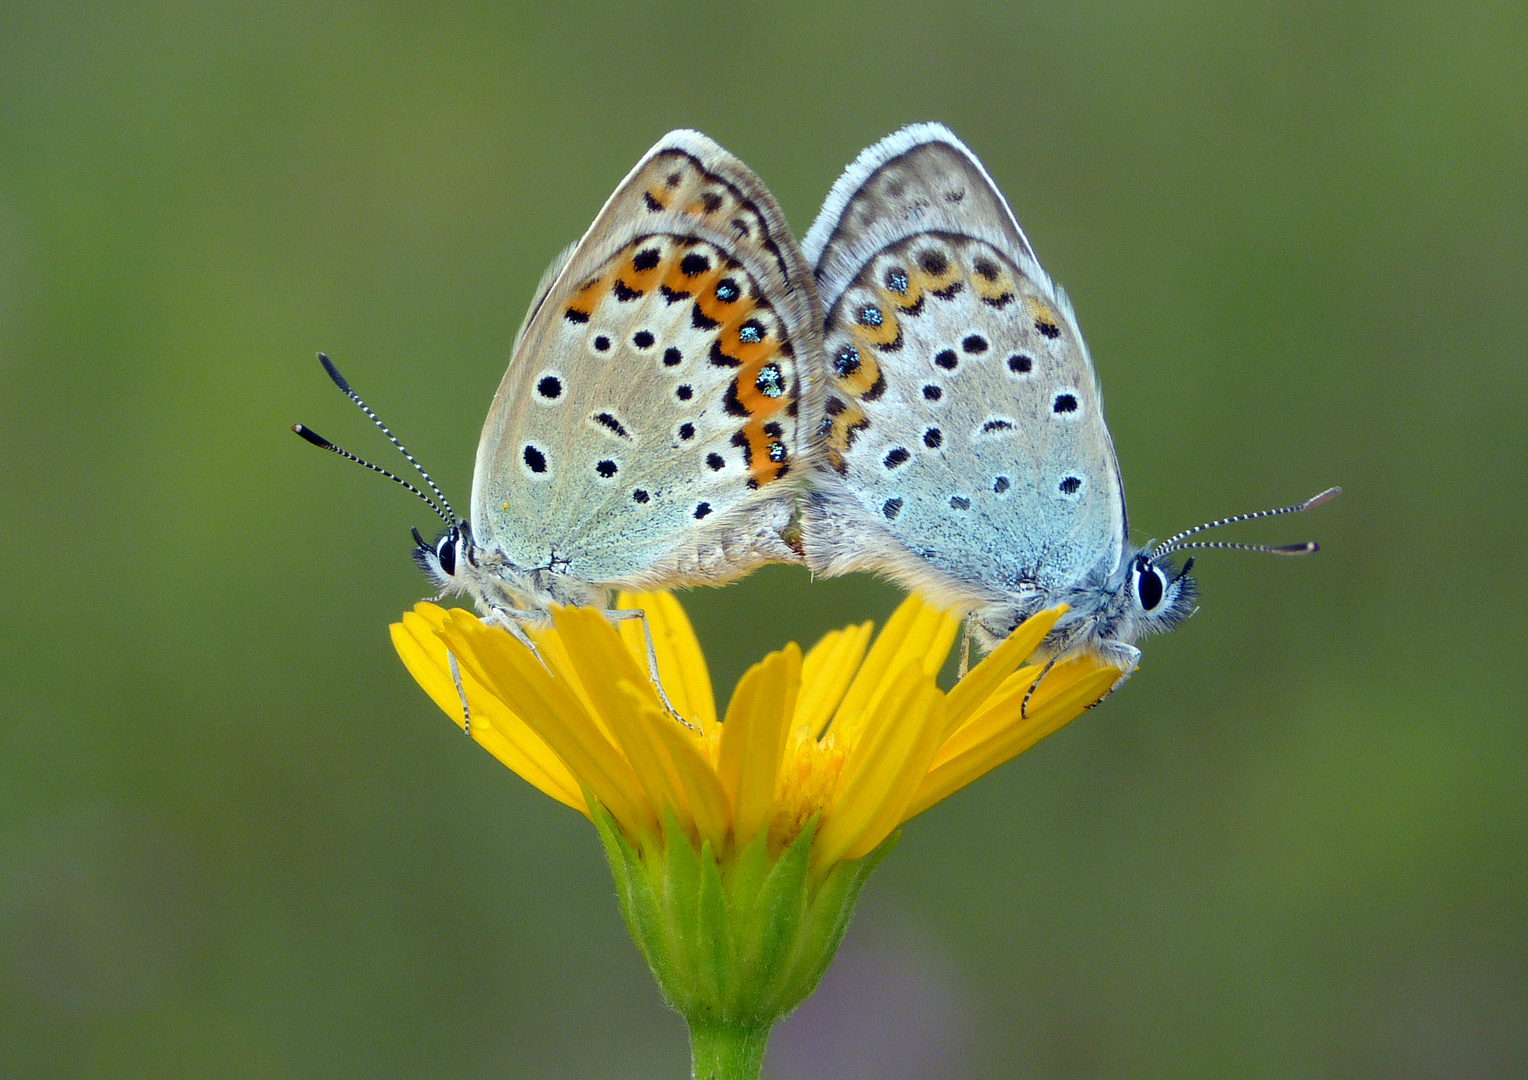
[709,339,741,368]
[592,412,630,439]
[723,379,747,417]
[755,364,785,398]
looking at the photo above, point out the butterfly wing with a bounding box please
[801,123,1127,613]
[472,130,822,590]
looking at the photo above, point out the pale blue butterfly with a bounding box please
[800,123,1335,689]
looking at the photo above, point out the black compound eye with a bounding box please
[1136,564,1164,611]
[436,537,457,577]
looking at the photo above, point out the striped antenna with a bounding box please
[1152,487,1340,559]
[314,353,457,522]
[292,424,451,525]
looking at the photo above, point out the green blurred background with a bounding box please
[2,2,1524,1077]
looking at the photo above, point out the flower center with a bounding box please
[770,729,847,847]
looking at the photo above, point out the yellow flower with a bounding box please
[390,592,1120,878]
[391,592,1121,1078]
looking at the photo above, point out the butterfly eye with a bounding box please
[1136,563,1165,611]
[436,536,457,577]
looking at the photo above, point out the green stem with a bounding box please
[687,1019,770,1080]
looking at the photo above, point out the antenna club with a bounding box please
[292,423,332,449]
[1304,487,1342,509]
[318,353,353,393]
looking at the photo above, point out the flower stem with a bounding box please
[687,1019,770,1080]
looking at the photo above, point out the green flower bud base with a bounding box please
[592,806,897,1080]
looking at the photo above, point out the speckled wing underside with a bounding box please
[472,130,822,588]
[800,123,1126,610]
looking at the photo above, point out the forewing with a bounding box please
[801,124,1126,604]
[472,131,822,588]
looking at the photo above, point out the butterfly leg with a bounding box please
[1020,655,1060,721]
[604,608,696,732]
[483,607,555,674]
[1086,642,1141,708]
[447,650,473,738]
[1022,642,1141,718]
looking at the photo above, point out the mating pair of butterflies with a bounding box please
[301,124,1334,684]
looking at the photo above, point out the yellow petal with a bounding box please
[943,606,1067,739]
[903,658,1118,822]
[390,607,585,813]
[616,591,717,731]
[527,625,620,747]
[616,680,733,852]
[930,664,1044,769]
[439,609,658,842]
[1027,658,1121,726]
[813,660,946,871]
[827,595,959,742]
[717,644,801,847]
[548,605,708,829]
[792,621,872,740]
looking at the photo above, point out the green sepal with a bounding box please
[661,807,705,1006]
[592,802,898,1034]
[771,830,898,1016]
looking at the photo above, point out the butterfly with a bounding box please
[798,123,1335,688]
[296,130,822,719]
